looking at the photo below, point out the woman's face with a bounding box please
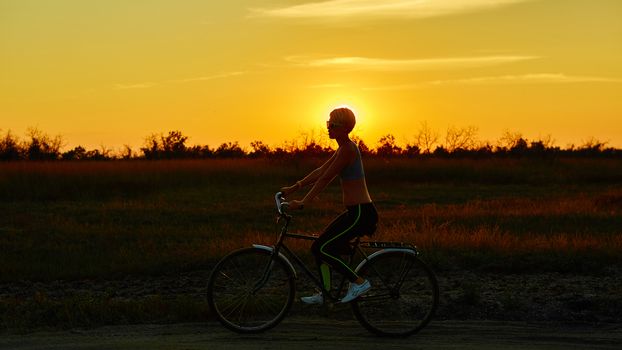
[326,117,345,139]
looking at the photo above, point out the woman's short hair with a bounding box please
[330,107,356,133]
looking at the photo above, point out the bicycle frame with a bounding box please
[256,194,421,302]
[254,213,352,302]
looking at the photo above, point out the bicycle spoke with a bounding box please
[358,293,393,303]
[221,293,249,319]
[208,247,294,333]
[236,296,251,325]
[395,254,415,291]
[352,251,438,337]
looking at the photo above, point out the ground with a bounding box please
[2,318,621,350]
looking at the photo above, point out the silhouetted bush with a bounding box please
[1,128,620,161]
[62,146,87,160]
[0,130,21,161]
[376,134,402,157]
[214,142,245,158]
[141,131,190,159]
[23,129,62,160]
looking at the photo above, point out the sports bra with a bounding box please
[340,142,365,180]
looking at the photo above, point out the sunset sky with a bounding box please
[1,0,621,151]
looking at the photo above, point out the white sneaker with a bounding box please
[300,292,324,305]
[340,280,371,303]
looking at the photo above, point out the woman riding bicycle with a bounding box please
[281,107,378,304]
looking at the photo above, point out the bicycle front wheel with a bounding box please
[351,250,439,337]
[207,247,295,333]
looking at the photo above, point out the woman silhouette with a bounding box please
[281,107,378,304]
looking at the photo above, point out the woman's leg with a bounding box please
[312,206,362,283]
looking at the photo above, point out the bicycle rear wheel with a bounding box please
[351,250,439,337]
[207,247,295,333]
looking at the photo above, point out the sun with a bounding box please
[327,101,372,138]
[302,92,378,144]
[317,101,366,125]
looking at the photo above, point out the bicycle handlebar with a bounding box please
[275,192,289,215]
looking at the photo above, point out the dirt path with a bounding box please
[2,318,620,350]
[3,269,621,325]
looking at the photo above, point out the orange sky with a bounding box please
[1,0,621,151]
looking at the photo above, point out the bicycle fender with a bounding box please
[252,244,298,278]
[354,248,418,274]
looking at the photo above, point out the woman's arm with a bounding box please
[281,151,338,195]
[298,151,338,187]
[298,145,355,206]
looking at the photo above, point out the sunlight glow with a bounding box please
[321,101,372,139]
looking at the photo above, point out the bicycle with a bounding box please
[207,192,439,337]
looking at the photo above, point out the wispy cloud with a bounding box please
[287,55,538,71]
[114,82,157,90]
[250,0,534,19]
[364,73,622,90]
[113,71,244,90]
[171,71,245,83]
[307,83,345,89]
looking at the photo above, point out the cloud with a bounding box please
[250,0,533,20]
[307,83,345,89]
[114,71,244,90]
[114,83,156,90]
[444,73,622,84]
[363,73,622,90]
[287,55,538,71]
[172,71,245,83]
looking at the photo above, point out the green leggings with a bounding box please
[311,203,378,286]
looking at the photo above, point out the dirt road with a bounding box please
[2,318,620,350]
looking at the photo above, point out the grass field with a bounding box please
[1,157,621,282]
[1,158,622,330]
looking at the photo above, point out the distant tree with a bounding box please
[161,130,188,158]
[84,149,106,160]
[214,141,245,158]
[249,140,271,158]
[188,144,214,158]
[298,141,329,157]
[286,129,333,158]
[509,138,529,156]
[497,130,524,153]
[432,145,449,157]
[528,140,546,156]
[577,137,608,156]
[403,143,420,158]
[270,146,289,159]
[351,135,372,156]
[120,144,133,160]
[3,125,621,161]
[23,128,62,160]
[415,121,439,154]
[141,133,162,159]
[84,145,112,160]
[61,146,87,160]
[140,130,189,159]
[445,125,479,153]
[376,134,402,157]
[0,130,22,161]
[474,143,494,157]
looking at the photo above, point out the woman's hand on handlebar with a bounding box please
[280,184,298,196]
[287,199,304,210]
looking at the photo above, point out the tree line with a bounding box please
[0,126,620,161]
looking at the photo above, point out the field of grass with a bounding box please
[1,157,621,282]
[1,157,622,330]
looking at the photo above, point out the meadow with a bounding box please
[2,157,621,281]
[1,157,621,329]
